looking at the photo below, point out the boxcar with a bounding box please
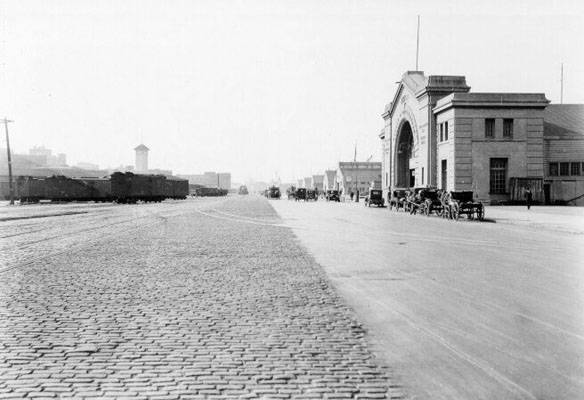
[165,177,189,199]
[78,177,112,202]
[111,172,166,203]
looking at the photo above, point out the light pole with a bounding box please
[2,118,14,205]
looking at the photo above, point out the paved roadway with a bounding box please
[0,197,397,399]
[271,199,584,400]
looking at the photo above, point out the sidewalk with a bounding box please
[337,198,584,235]
[484,205,584,235]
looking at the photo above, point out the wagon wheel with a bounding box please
[452,204,460,221]
[476,204,485,221]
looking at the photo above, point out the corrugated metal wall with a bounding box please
[510,177,543,203]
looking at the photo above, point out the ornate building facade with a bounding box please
[380,71,584,205]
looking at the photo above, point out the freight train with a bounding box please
[5,172,189,203]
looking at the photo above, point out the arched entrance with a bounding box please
[396,121,415,188]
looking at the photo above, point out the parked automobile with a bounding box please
[325,190,340,202]
[238,185,249,195]
[266,186,281,199]
[306,189,318,201]
[295,188,307,201]
[364,188,385,207]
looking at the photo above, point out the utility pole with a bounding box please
[560,63,564,104]
[416,15,420,71]
[2,118,14,205]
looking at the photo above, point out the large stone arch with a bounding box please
[393,106,419,188]
[395,120,414,187]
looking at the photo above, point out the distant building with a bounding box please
[178,171,231,189]
[0,146,107,177]
[303,177,312,189]
[336,162,382,199]
[297,179,304,188]
[29,146,66,167]
[311,174,324,191]
[323,170,337,191]
[76,162,100,170]
[218,173,231,190]
[134,144,149,172]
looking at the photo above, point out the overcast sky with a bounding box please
[1,0,583,183]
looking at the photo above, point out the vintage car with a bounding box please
[306,189,318,201]
[364,188,385,207]
[238,185,249,195]
[266,186,281,199]
[325,190,340,202]
[295,188,307,201]
[388,189,408,211]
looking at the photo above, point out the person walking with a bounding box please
[524,185,533,210]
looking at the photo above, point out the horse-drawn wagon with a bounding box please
[444,191,484,221]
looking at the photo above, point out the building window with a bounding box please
[485,118,495,138]
[549,162,558,176]
[503,119,513,138]
[490,158,507,194]
[570,162,581,176]
[439,123,443,142]
[441,160,447,190]
[445,122,449,141]
[560,162,570,176]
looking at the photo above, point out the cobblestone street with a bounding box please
[0,197,397,400]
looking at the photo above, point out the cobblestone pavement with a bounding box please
[0,196,399,399]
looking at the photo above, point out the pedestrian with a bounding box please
[524,185,533,210]
[350,191,354,201]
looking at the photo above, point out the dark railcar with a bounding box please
[78,177,112,202]
[165,177,189,199]
[111,172,167,203]
[195,187,228,196]
[17,176,45,202]
[44,175,91,201]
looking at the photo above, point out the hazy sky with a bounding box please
[1,0,583,183]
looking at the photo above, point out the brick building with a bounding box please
[380,71,584,205]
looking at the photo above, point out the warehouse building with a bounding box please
[380,71,584,205]
[310,174,324,192]
[323,170,337,191]
[336,161,382,200]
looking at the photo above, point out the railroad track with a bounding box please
[0,200,215,275]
